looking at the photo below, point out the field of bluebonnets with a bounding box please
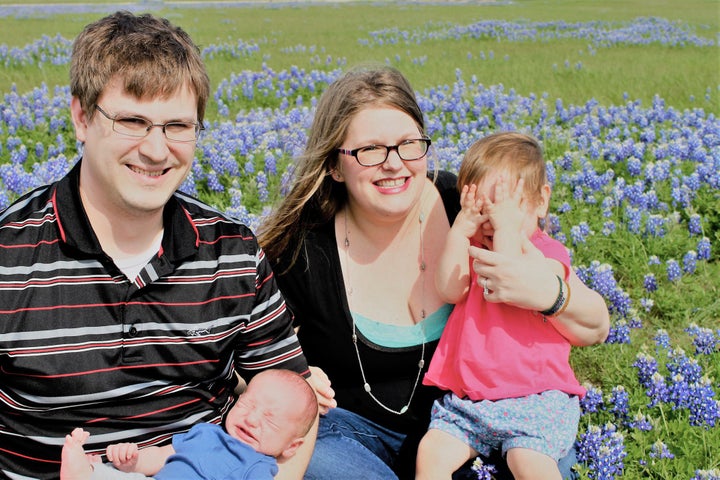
[0,0,718,478]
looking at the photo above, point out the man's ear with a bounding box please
[70,97,89,143]
[278,437,305,461]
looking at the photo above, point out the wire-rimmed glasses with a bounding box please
[94,105,203,143]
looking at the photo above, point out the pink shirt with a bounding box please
[424,229,586,401]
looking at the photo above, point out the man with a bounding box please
[0,11,309,479]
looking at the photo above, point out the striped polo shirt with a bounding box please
[0,161,309,479]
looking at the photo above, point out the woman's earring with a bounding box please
[331,170,343,181]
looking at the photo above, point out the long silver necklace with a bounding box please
[343,208,426,415]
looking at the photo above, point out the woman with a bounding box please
[259,66,609,480]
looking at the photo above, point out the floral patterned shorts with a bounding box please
[428,389,580,460]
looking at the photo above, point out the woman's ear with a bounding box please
[330,168,344,182]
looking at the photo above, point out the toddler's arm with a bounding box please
[435,184,487,303]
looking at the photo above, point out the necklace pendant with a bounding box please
[420,261,426,271]
[344,237,350,247]
[363,383,371,393]
[399,405,409,414]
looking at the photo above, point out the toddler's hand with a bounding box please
[453,184,487,239]
[483,176,525,234]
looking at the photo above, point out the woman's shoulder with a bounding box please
[430,170,460,224]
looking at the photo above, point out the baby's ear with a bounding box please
[279,438,305,460]
[536,183,552,218]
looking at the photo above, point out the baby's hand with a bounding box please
[106,443,140,472]
[483,176,525,234]
[453,184,487,239]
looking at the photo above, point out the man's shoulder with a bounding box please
[0,183,55,230]
[172,191,254,236]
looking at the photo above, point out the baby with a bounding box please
[61,369,318,480]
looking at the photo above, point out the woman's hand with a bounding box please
[469,239,610,346]
[306,366,337,415]
[469,239,557,310]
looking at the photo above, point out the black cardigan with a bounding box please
[274,171,460,437]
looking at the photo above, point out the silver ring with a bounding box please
[483,277,489,296]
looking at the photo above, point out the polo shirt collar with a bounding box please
[53,160,199,263]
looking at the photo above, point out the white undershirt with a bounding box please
[113,232,163,281]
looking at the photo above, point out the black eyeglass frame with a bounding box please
[94,104,204,143]
[337,137,432,167]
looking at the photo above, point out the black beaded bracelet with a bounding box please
[540,275,566,316]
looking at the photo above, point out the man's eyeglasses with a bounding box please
[94,105,204,143]
[337,137,431,167]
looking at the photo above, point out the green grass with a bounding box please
[0,0,718,110]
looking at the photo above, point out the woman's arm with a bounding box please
[469,242,610,346]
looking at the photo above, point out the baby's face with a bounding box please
[224,379,300,457]
[473,172,542,250]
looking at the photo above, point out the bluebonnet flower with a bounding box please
[626,413,653,431]
[640,298,654,312]
[666,348,702,383]
[690,469,720,480]
[256,171,269,203]
[665,259,681,282]
[626,156,642,176]
[653,329,671,350]
[668,373,692,409]
[609,386,629,422]
[646,372,670,407]
[470,458,497,480]
[557,201,572,213]
[682,250,698,274]
[644,214,667,237]
[688,376,719,428]
[685,323,719,355]
[581,384,604,414]
[696,237,711,261]
[627,315,642,329]
[601,220,616,235]
[648,255,661,266]
[649,440,674,459]
[624,205,642,234]
[606,320,631,344]
[577,423,627,480]
[688,213,702,235]
[570,222,592,245]
[643,273,657,292]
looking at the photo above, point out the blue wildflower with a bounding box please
[649,440,674,459]
[643,273,657,292]
[470,458,497,480]
[665,259,681,282]
[682,250,698,274]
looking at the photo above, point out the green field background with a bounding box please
[0,0,718,112]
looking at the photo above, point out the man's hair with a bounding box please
[70,10,210,123]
